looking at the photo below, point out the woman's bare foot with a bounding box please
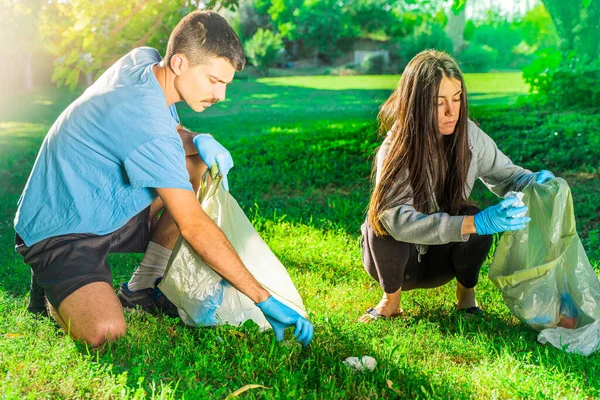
[456,282,478,310]
[358,289,403,323]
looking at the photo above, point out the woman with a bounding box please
[359,50,554,322]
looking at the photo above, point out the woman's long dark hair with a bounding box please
[368,50,471,236]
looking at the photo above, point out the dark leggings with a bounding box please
[361,206,493,293]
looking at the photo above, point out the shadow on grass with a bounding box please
[81,308,468,398]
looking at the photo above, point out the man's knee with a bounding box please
[186,154,209,192]
[54,281,128,346]
[79,319,127,347]
[186,154,208,177]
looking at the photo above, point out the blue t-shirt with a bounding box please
[15,47,193,246]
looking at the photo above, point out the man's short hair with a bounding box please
[165,11,245,71]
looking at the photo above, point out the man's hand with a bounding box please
[256,296,314,347]
[192,134,233,191]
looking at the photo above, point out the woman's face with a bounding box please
[437,76,462,135]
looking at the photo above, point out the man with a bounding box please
[14,11,313,347]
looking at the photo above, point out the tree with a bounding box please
[37,0,241,90]
[256,0,347,66]
[38,0,188,90]
[541,0,600,59]
[296,0,347,66]
[519,4,559,51]
[244,28,283,75]
[343,0,408,39]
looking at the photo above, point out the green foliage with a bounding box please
[258,0,347,62]
[459,5,559,72]
[523,50,600,108]
[296,0,347,61]
[343,0,410,40]
[471,22,522,68]
[518,4,559,51]
[457,44,498,72]
[244,28,284,76]
[541,0,600,59]
[38,0,193,90]
[397,20,453,67]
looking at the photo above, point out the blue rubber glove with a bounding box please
[192,134,233,191]
[535,170,554,184]
[255,295,314,347]
[474,197,531,235]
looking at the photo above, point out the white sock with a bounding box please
[127,241,173,291]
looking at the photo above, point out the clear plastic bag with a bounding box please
[489,178,600,355]
[159,167,307,330]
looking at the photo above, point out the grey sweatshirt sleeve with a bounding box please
[376,133,468,245]
[472,122,537,196]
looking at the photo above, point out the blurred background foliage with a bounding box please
[0,0,598,108]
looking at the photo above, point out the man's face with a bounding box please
[173,56,235,112]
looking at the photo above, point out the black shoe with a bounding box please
[117,278,179,318]
[28,273,48,316]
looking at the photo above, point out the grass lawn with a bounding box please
[1,72,599,399]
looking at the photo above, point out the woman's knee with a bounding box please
[361,220,413,292]
[470,230,494,250]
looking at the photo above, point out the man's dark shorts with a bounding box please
[15,207,155,310]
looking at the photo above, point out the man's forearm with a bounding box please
[182,214,270,304]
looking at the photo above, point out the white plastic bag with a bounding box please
[538,320,600,356]
[159,169,307,330]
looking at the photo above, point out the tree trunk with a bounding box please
[85,71,94,87]
[24,51,33,92]
[446,3,466,55]
[313,47,318,68]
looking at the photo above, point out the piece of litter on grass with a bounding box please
[226,384,268,399]
[5,334,25,339]
[343,356,377,371]
[387,380,403,395]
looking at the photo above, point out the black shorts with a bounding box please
[15,207,156,309]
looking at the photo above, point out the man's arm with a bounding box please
[156,186,270,303]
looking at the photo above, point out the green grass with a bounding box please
[1,72,599,399]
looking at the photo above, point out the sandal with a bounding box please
[458,306,484,315]
[362,307,404,321]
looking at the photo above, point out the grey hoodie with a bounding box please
[374,119,539,256]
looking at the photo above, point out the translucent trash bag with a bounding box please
[488,178,600,355]
[159,166,307,330]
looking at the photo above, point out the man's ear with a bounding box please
[170,54,188,76]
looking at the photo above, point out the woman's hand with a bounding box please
[536,170,554,184]
[473,198,530,235]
